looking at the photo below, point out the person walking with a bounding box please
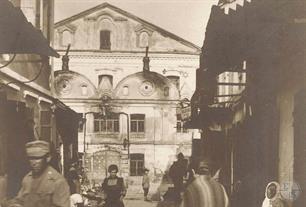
[101,164,126,207]
[142,168,150,201]
[2,140,70,207]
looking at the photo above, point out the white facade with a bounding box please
[53,2,200,182]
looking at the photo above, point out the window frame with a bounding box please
[130,114,145,133]
[93,113,119,134]
[100,30,111,50]
[130,153,144,176]
[40,109,52,141]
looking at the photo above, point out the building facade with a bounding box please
[53,3,200,183]
[0,0,79,200]
[188,1,306,207]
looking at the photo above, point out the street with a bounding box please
[124,197,158,207]
[123,182,160,207]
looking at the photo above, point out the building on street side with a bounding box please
[0,0,79,200]
[187,1,306,207]
[52,2,200,185]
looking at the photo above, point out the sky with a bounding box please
[54,0,218,47]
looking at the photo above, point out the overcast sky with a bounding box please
[54,0,218,47]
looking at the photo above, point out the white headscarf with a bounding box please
[262,181,285,207]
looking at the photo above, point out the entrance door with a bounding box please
[0,100,31,198]
[90,150,121,183]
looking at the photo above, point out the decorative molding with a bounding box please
[134,24,154,35]
[86,11,127,22]
[139,81,155,96]
[57,53,199,61]
[162,69,189,78]
[95,68,123,72]
[54,2,200,51]
[114,16,128,22]
[57,24,76,48]
[57,24,77,33]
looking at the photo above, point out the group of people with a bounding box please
[164,152,287,207]
[0,140,128,207]
[0,141,288,207]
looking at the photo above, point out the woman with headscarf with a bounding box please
[101,164,126,207]
[262,181,286,207]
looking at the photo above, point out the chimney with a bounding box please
[143,46,150,72]
[62,44,71,71]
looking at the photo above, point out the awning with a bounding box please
[0,0,59,57]
[54,100,80,144]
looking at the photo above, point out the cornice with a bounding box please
[55,50,200,60]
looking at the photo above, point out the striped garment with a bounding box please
[180,175,229,207]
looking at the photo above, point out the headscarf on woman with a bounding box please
[262,181,285,207]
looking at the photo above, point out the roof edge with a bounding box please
[54,2,201,51]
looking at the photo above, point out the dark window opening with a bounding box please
[98,75,113,86]
[100,30,111,50]
[167,75,180,89]
[77,113,84,132]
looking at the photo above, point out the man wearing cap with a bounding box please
[4,140,70,207]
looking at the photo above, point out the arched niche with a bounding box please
[96,16,118,50]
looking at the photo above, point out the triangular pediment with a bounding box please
[54,2,200,53]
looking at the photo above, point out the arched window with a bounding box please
[164,87,169,97]
[100,30,111,50]
[81,85,88,96]
[123,86,129,96]
[62,30,72,46]
[139,32,149,48]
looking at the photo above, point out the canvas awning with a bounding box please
[0,0,59,57]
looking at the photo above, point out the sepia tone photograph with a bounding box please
[0,0,305,207]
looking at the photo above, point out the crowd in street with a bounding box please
[0,141,287,207]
